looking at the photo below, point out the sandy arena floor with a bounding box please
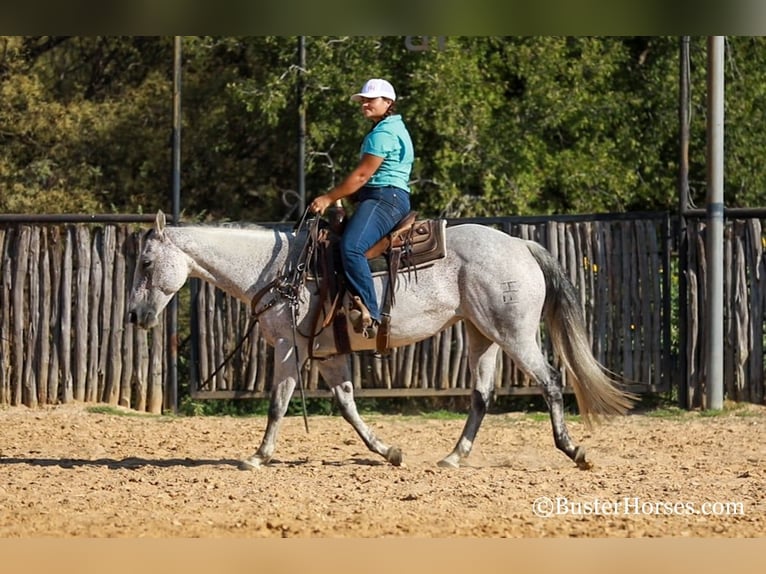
[0,402,763,537]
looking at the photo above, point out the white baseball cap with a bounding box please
[350,78,397,102]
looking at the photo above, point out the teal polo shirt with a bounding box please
[360,114,414,193]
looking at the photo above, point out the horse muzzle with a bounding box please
[127,308,159,330]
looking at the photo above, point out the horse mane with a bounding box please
[187,220,293,232]
[162,220,307,253]
[139,220,283,243]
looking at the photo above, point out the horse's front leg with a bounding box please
[239,337,297,470]
[320,356,403,466]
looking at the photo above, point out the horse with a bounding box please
[127,211,634,470]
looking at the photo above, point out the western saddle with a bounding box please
[307,210,447,357]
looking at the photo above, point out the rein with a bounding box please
[197,210,320,433]
[196,279,280,393]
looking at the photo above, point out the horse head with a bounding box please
[127,210,190,329]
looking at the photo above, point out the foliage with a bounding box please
[178,396,339,417]
[176,394,580,418]
[2,36,766,221]
[85,405,157,417]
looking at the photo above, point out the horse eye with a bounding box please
[141,259,152,269]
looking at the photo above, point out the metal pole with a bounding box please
[705,36,725,411]
[166,35,182,414]
[297,36,306,217]
[677,36,690,408]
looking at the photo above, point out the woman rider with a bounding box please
[309,78,414,338]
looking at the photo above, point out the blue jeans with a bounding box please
[340,185,411,323]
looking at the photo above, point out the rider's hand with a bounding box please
[310,194,334,216]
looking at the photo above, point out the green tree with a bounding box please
[1,36,765,220]
[0,36,174,214]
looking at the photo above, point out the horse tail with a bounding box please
[525,241,636,426]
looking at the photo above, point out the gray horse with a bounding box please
[128,211,634,470]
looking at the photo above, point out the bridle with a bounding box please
[197,209,320,432]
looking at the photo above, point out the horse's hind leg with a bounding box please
[521,351,590,469]
[321,356,403,466]
[438,326,498,468]
[541,370,590,469]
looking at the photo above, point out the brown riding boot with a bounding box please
[349,296,373,334]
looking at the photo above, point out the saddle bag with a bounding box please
[367,215,447,273]
[397,219,447,268]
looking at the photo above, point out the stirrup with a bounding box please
[362,320,379,340]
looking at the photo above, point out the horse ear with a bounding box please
[155,210,166,238]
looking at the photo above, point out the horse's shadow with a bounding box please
[0,455,385,470]
[323,457,389,467]
[0,456,244,470]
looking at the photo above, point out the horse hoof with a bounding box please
[238,456,266,471]
[437,457,459,469]
[386,447,403,466]
[573,446,592,470]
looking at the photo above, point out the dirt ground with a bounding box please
[0,402,764,538]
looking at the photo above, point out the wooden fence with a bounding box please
[190,215,673,400]
[683,218,766,408]
[0,214,763,411]
[0,224,165,412]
